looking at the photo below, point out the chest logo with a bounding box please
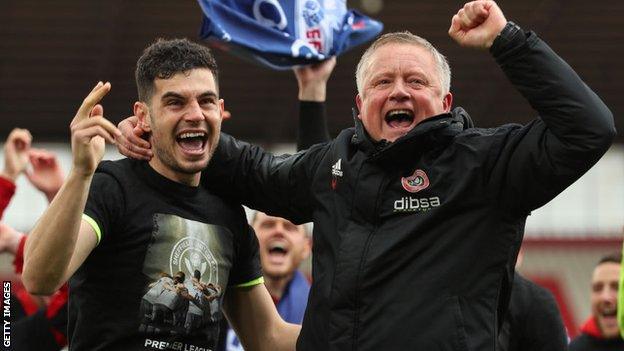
[331,159,343,190]
[331,159,343,177]
[401,169,429,193]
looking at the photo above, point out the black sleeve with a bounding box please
[202,133,330,224]
[297,100,330,151]
[83,172,125,246]
[485,23,616,213]
[228,208,262,287]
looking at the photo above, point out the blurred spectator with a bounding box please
[220,212,311,351]
[569,253,623,350]
[498,250,568,351]
[0,128,68,350]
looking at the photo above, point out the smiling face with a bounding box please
[136,68,223,186]
[253,212,310,281]
[590,262,620,338]
[356,43,452,143]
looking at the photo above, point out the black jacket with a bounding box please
[204,26,615,351]
[569,334,624,351]
[498,273,568,351]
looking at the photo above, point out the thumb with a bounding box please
[90,104,104,118]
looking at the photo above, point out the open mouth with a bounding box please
[268,242,289,257]
[176,131,208,152]
[385,109,415,128]
[601,309,617,318]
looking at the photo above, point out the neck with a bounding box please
[264,273,294,300]
[148,158,200,186]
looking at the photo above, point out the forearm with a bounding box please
[224,285,300,351]
[297,101,330,151]
[492,23,615,153]
[23,170,92,294]
[268,320,300,351]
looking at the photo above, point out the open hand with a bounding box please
[26,149,65,202]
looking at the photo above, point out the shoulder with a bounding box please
[455,123,523,141]
[94,158,138,180]
[201,189,249,230]
[513,275,558,313]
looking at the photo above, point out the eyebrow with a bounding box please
[161,91,218,101]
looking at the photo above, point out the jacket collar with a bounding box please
[351,107,474,162]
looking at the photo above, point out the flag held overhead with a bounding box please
[198,0,383,70]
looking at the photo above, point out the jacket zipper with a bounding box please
[351,170,386,351]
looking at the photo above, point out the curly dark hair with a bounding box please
[135,38,218,102]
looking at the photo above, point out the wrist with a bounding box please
[0,170,18,182]
[298,84,327,102]
[68,167,95,182]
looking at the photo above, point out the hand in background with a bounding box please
[2,128,33,181]
[26,149,65,203]
[294,56,337,101]
[0,222,24,255]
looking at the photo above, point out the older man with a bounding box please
[119,1,614,350]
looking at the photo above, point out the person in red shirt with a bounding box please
[0,128,68,350]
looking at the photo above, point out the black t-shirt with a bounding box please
[69,158,262,351]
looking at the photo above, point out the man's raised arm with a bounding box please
[22,82,121,295]
[449,0,615,213]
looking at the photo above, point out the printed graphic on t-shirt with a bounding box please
[138,213,234,349]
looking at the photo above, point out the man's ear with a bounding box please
[301,236,312,261]
[219,99,225,118]
[442,92,453,113]
[355,94,363,120]
[133,101,152,133]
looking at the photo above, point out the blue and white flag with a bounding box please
[198,0,383,70]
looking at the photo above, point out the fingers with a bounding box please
[116,137,153,160]
[222,110,232,121]
[74,82,111,124]
[90,104,104,118]
[28,149,58,168]
[71,116,120,145]
[116,116,152,160]
[6,128,33,151]
[457,1,489,30]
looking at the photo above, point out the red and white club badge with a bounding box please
[401,169,430,193]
